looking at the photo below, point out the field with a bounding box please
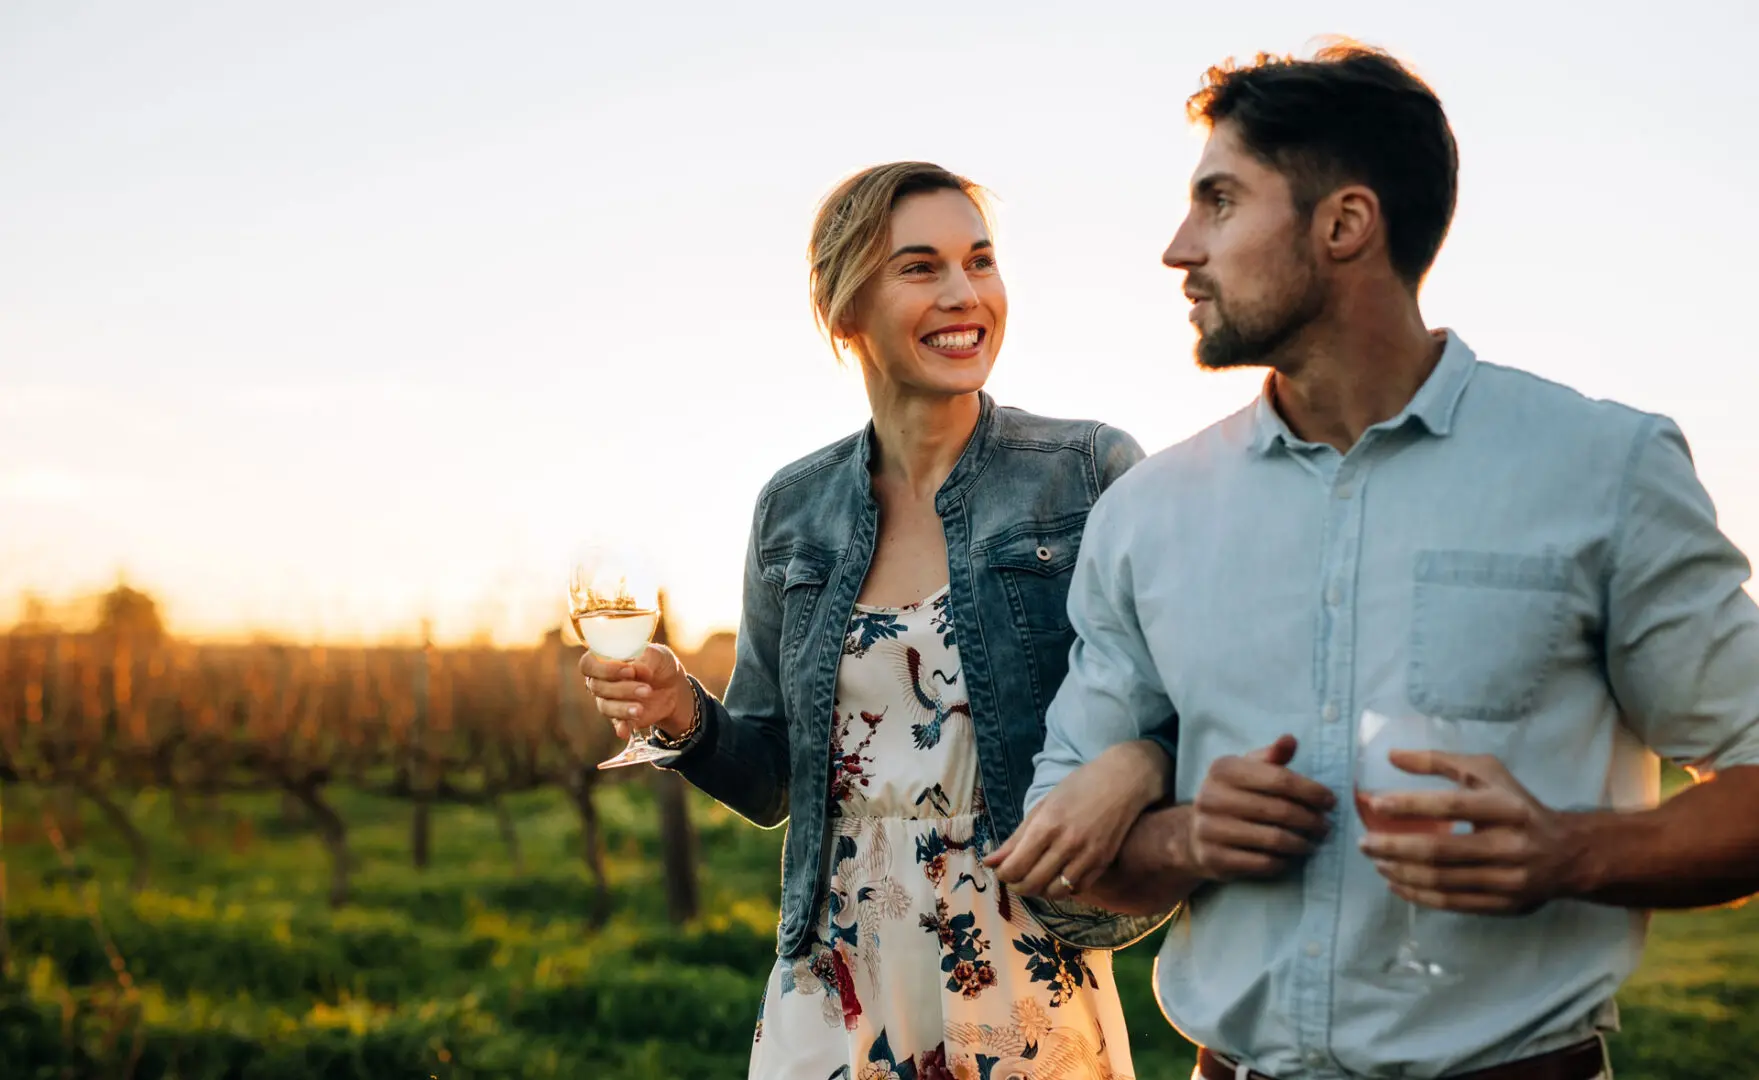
[1,779,1754,1080]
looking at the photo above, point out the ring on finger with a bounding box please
[1057,872,1076,895]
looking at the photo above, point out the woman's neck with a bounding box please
[865,384,982,500]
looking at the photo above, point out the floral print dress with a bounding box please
[748,586,1136,1080]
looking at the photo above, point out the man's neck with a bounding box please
[1268,296,1443,454]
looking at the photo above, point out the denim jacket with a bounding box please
[664,392,1171,957]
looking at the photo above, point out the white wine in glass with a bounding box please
[1355,705,1461,982]
[567,544,673,770]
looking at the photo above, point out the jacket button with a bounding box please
[1035,545,1052,562]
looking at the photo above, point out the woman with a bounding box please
[582,162,1169,1079]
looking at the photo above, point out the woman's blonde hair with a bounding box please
[808,161,992,362]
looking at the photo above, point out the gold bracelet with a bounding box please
[648,677,703,751]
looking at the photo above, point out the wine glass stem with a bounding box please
[1404,898,1420,950]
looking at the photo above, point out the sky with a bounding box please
[2,1,1756,648]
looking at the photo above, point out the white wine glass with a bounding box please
[567,543,669,770]
[1354,704,1462,982]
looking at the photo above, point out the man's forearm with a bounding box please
[1080,803,1208,916]
[1571,765,1759,909]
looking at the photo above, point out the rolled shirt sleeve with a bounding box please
[1606,416,1759,772]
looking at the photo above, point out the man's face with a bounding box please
[1163,121,1329,372]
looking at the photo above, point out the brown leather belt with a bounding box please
[1197,1037,1607,1080]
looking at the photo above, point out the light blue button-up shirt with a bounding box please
[1027,330,1759,1078]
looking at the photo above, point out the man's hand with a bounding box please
[1360,750,1590,915]
[1186,734,1335,881]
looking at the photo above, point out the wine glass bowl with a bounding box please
[567,544,673,770]
[1354,708,1456,836]
[568,550,661,662]
[1354,705,1461,982]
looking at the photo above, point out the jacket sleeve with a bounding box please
[658,493,793,828]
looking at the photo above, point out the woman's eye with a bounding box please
[970,255,997,271]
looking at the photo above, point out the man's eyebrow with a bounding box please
[1192,172,1243,199]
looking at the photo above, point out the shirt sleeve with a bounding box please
[1606,415,1759,772]
[1025,487,1177,813]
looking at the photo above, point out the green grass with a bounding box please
[0,781,1752,1079]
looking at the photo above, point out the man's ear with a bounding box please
[1318,183,1379,265]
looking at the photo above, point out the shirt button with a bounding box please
[1307,1050,1327,1067]
[1322,702,1340,723]
[1304,940,1323,958]
[1325,584,1342,606]
[1336,483,1354,499]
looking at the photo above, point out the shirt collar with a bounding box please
[1248,329,1477,456]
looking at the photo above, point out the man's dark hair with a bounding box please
[1188,40,1459,286]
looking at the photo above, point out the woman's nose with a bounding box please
[939,268,979,310]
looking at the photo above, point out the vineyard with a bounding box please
[0,589,1754,1078]
[0,588,734,918]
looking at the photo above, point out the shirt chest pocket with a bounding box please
[1406,549,1574,722]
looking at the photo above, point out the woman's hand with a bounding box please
[985,739,1171,899]
[578,645,696,741]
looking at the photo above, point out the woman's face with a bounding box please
[845,188,1006,398]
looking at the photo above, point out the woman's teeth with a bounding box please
[923,329,981,350]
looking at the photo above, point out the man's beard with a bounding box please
[1193,258,1326,372]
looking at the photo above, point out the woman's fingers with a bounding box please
[990,816,1052,884]
[588,677,651,703]
[594,696,646,724]
[578,652,635,681]
[998,824,1092,898]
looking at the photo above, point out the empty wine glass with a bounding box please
[567,543,669,770]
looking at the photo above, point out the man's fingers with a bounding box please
[1360,829,1525,866]
[1369,787,1526,826]
[1198,846,1288,880]
[1371,858,1531,896]
[1195,787,1332,838]
[1194,815,1318,858]
[1246,734,1299,767]
[1388,882,1527,915]
[1387,749,1504,788]
[1211,759,1336,812]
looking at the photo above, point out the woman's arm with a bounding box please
[586,498,794,827]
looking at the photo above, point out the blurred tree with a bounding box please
[95,583,164,645]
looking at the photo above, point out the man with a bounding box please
[988,41,1759,1080]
